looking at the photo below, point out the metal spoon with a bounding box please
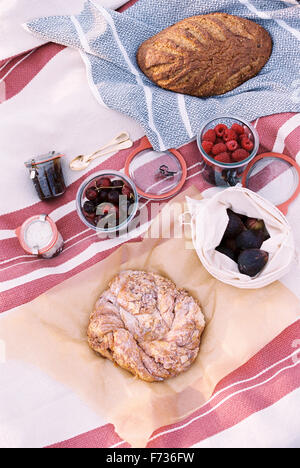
[70,140,133,171]
[69,132,132,171]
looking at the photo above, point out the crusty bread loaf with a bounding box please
[137,13,272,98]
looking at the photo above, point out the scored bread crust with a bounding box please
[137,13,273,97]
[87,270,205,382]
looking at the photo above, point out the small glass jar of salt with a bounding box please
[15,214,64,259]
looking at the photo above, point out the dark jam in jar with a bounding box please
[25,152,66,201]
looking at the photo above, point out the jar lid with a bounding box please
[24,151,63,168]
[16,215,58,255]
[124,137,187,200]
[242,152,300,215]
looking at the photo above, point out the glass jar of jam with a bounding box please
[15,214,64,259]
[25,151,66,201]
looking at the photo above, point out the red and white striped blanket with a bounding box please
[0,0,299,449]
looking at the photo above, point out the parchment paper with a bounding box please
[1,187,299,447]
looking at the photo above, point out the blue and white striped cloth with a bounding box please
[25,0,300,151]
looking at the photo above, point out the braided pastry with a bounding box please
[87,271,205,382]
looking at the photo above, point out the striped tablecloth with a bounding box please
[0,0,299,449]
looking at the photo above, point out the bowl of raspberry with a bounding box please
[76,171,139,233]
[197,116,259,187]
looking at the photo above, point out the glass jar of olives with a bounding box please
[25,152,66,201]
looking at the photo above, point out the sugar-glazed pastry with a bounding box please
[87,271,205,382]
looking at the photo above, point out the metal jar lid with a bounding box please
[124,137,187,200]
[24,151,63,168]
[242,152,300,215]
[15,214,59,255]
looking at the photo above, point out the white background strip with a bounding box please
[192,387,300,448]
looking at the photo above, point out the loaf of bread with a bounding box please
[137,13,272,98]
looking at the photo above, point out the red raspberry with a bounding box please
[240,137,254,152]
[215,137,224,144]
[226,140,239,152]
[215,152,232,164]
[215,124,228,137]
[202,129,216,144]
[223,128,238,142]
[231,123,245,135]
[212,143,227,155]
[232,149,250,162]
[202,140,214,154]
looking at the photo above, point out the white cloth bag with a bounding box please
[186,186,295,289]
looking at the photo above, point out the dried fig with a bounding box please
[245,218,265,231]
[216,245,236,262]
[236,230,264,251]
[224,209,245,239]
[262,226,271,242]
[236,213,249,224]
[238,249,269,277]
[224,237,237,253]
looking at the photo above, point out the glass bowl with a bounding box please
[76,170,139,233]
[197,116,259,187]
